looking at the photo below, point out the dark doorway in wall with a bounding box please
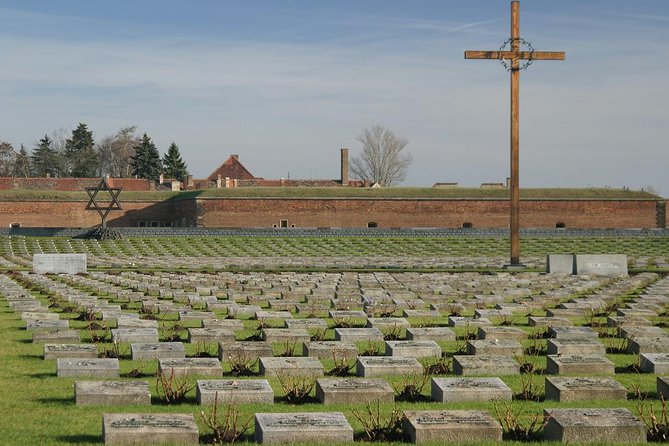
[9,223,20,228]
[462,222,473,228]
[556,222,567,228]
[280,220,288,228]
[367,222,378,228]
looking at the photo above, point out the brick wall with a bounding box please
[0,196,662,229]
[196,198,660,229]
[0,200,185,228]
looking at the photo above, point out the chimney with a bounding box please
[340,148,349,186]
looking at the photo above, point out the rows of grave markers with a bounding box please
[4,268,669,444]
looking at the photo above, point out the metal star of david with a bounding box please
[85,178,122,228]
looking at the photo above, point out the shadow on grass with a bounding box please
[37,396,72,405]
[18,339,33,344]
[28,372,54,379]
[55,434,99,444]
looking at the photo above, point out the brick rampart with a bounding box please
[0,196,662,229]
[196,198,660,229]
[0,177,153,191]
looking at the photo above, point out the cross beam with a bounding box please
[465,0,565,266]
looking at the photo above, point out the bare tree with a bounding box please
[350,125,412,187]
[96,126,140,177]
[0,141,17,176]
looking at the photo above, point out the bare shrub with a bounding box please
[351,400,404,442]
[277,373,317,404]
[200,392,253,444]
[155,368,194,404]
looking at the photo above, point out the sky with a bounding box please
[1,1,668,194]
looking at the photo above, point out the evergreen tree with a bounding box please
[31,135,62,177]
[130,133,162,182]
[64,123,99,177]
[162,142,189,182]
[12,145,31,178]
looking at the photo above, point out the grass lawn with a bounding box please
[0,276,665,445]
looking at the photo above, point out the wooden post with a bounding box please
[510,0,521,265]
[464,0,565,267]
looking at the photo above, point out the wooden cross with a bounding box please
[465,1,565,266]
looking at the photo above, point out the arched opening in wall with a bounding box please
[9,222,20,228]
[462,222,473,228]
[367,222,378,228]
[291,224,295,228]
[273,224,277,228]
[556,222,567,229]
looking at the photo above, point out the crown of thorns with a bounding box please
[499,37,535,71]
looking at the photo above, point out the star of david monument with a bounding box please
[466,0,565,267]
[85,177,122,230]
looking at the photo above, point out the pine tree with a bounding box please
[64,123,99,177]
[31,135,62,177]
[130,133,162,182]
[162,142,189,182]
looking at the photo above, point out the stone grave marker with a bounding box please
[452,355,520,376]
[44,343,98,360]
[528,317,573,327]
[33,329,80,344]
[316,378,394,404]
[548,326,598,339]
[406,327,456,342]
[103,413,199,445]
[545,377,627,402]
[431,377,512,403]
[26,319,69,331]
[196,379,273,405]
[543,408,645,443]
[304,341,358,360]
[386,340,442,358]
[111,328,159,344]
[640,353,669,373]
[627,336,669,354]
[448,316,492,327]
[356,356,423,377]
[546,354,615,375]
[547,254,575,274]
[285,319,328,330]
[158,358,222,377]
[546,339,606,356]
[254,412,353,444]
[187,327,236,344]
[657,376,669,400]
[467,339,523,356]
[403,410,502,444]
[75,381,151,406]
[261,328,311,345]
[131,342,186,360]
[219,341,273,362]
[575,254,628,276]
[334,328,384,343]
[34,254,87,274]
[259,357,324,377]
[57,358,119,378]
[477,326,527,341]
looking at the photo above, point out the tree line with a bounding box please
[0,124,188,183]
[1,124,413,187]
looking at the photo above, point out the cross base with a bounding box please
[503,263,527,272]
